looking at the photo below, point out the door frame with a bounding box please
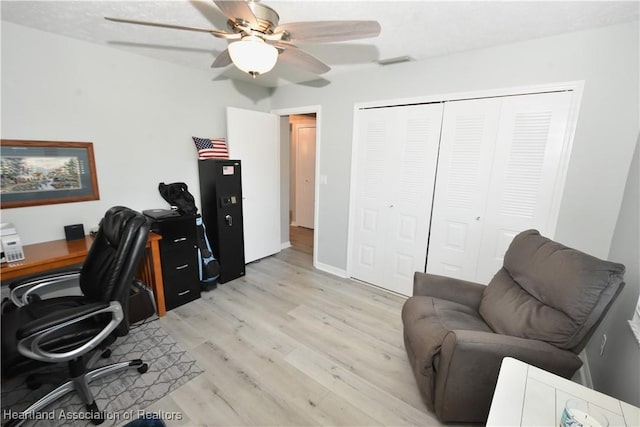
[271,105,322,268]
[347,81,584,282]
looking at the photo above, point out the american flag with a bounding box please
[192,137,229,159]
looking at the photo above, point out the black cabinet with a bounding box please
[145,213,201,310]
[198,159,246,283]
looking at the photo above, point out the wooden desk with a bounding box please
[0,233,167,316]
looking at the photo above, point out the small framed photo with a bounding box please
[1,140,100,209]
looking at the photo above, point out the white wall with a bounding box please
[1,22,270,244]
[585,136,640,406]
[270,21,639,271]
[3,20,638,271]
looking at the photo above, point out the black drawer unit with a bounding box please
[144,211,201,311]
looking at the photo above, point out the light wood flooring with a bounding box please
[289,225,314,254]
[146,248,442,426]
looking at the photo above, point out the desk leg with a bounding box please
[148,239,166,317]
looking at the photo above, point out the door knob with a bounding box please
[476,216,481,221]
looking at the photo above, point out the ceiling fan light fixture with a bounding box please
[228,36,278,77]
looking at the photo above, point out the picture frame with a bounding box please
[1,140,100,209]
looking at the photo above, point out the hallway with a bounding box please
[289,225,313,255]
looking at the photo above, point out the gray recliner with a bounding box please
[402,229,625,423]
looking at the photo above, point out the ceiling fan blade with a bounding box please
[188,0,230,30]
[104,17,238,39]
[274,21,381,43]
[213,1,258,27]
[211,48,232,68]
[277,46,330,75]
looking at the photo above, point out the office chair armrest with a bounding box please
[413,272,485,310]
[15,301,124,364]
[9,270,82,307]
[17,302,110,339]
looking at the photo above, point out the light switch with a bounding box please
[320,175,328,185]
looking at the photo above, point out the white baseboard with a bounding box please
[315,262,348,278]
[281,241,291,250]
[576,350,594,388]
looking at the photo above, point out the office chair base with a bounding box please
[5,359,147,427]
[24,346,118,390]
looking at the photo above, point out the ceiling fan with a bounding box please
[105,0,381,78]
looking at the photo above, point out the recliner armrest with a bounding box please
[434,330,582,422]
[440,330,583,376]
[413,272,484,310]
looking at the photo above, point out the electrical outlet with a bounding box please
[599,334,607,356]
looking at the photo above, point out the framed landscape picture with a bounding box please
[0,140,100,209]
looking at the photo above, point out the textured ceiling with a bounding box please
[2,1,638,88]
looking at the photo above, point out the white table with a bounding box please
[487,357,640,427]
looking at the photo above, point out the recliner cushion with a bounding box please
[479,229,625,350]
[404,297,493,360]
[402,296,493,410]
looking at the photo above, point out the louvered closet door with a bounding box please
[475,91,573,283]
[427,91,574,284]
[351,103,443,295]
[351,108,395,287]
[426,98,502,281]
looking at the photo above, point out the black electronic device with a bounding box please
[64,224,85,241]
[142,209,180,220]
[198,159,246,283]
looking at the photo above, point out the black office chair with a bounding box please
[1,206,150,426]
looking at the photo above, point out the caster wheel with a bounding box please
[100,348,112,358]
[26,375,42,390]
[137,363,149,374]
[86,402,104,425]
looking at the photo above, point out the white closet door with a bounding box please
[351,103,443,295]
[351,107,396,287]
[385,104,444,294]
[475,91,573,283]
[226,107,281,263]
[428,91,574,284]
[426,98,502,281]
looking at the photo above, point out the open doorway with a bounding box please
[288,114,316,254]
[273,105,321,266]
